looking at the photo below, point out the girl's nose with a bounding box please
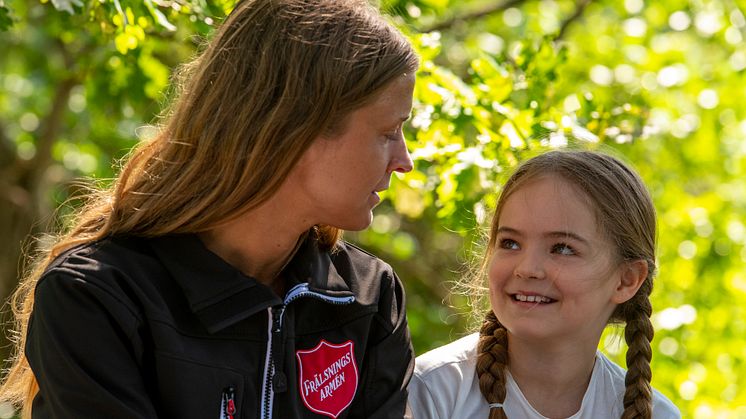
[514,251,546,280]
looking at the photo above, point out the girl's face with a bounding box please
[488,176,633,348]
[286,73,415,231]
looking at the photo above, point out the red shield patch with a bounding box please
[296,339,358,418]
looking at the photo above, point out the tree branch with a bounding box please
[0,119,13,168]
[26,77,78,189]
[555,0,593,41]
[418,0,530,33]
[24,37,95,192]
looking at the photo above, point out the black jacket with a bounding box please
[26,234,414,418]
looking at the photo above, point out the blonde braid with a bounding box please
[621,281,654,419]
[476,311,509,419]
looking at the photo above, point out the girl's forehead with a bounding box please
[498,176,604,236]
[504,176,590,210]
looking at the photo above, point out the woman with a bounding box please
[0,0,419,418]
[408,150,680,418]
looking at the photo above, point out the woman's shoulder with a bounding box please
[43,236,147,275]
[43,236,161,281]
[334,240,394,272]
[331,240,399,293]
[34,236,164,329]
[38,235,177,310]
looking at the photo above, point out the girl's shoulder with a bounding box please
[414,333,479,378]
[408,334,485,419]
[595,352,681,419]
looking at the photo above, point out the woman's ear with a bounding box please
[611,259,648,304]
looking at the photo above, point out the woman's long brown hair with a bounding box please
[474,150,657,418]
[0,0,419,416]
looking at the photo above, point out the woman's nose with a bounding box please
[388,136,413,174]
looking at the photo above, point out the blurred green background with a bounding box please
[1,0,745,417]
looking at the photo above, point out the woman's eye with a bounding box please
[499,239,519,250]
[552,243,576,255]
[385,131,401,142]
[384,124,405,142]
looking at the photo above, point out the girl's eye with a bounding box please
[552,243,576,256]
[499,238,519,250]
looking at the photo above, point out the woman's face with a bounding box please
[287,73,415,231]
[487,176,631,348]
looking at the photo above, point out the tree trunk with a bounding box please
[0,182,35,366]
[0,76,78,366]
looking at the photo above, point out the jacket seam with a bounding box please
[153,349,249,375]
[39,270,144,327]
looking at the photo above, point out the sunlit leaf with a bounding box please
[144,0,176,31]
[50,0,82,14]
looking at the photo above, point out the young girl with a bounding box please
[0,0,418,418]
[408,150,680,418]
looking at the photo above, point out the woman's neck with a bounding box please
[198,196,312,294]
[507,336,599,418]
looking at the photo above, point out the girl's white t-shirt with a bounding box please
[407,333,680,419]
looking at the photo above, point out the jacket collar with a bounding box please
[149,232,352,333]
[284,234,354,298]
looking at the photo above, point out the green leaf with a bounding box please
[144,0,176,32]
[50,0,83,14]
[0,4,13,31]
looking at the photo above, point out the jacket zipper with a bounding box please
[220,387,236,419]
[283,282,356,306]
[260,307,277,419]
[259,283,355,419]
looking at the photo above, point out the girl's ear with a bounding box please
[611,259,648,304]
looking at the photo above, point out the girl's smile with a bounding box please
[488,175,625,347]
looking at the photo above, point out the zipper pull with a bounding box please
[222,387,236,419]
[271,307,284,333]
[271,307,288,393]
[273,372,287,393]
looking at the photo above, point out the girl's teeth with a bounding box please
[515,294,551,303]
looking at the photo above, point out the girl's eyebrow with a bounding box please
[496,226,522,237]
[496,226,590,246]
[546,231,590,246]
[496,225,517,233]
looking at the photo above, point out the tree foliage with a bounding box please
[1,0,745,417]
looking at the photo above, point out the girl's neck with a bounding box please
[507,336,599,418]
